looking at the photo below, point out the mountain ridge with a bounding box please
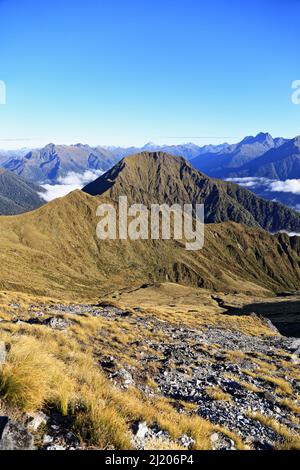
[83,151,300,233]
[2,143,119,184]
[0,189,300,299]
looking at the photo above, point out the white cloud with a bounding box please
[226,177,270,188]
[268,179,300,195]
[39,170,103,202]
[228,177,300,196]
[277,230,300,237]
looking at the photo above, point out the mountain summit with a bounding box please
[230,136,300,179]
[3,144,119,183]
[83,151,300,233]
[190,132,283,177]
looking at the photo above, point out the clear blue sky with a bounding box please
[0,0,300,149]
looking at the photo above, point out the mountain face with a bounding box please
[190,133,286,178]
[2,144,119,184]
[189,133,300,181]
[0,169,45,215]
[83,151,300,233]
[0,189,300,298]
[228,136,300,179]
[0,148,31,164]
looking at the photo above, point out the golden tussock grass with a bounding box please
[259,375,293,396]
[0,320,238,450]
[144,438,186,450]
[0,336,73,413]
[206,386,232,402]
[248,412,300,450]
[0,286,296,451]
[279,398,300,415]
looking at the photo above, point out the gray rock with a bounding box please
[179,434,195,449]
[133,421,151,441]
[26,411,48,431]
[112,368,134,388]
[210,431,236,450]
[0,342,7,364]
[0,417,35,450]
[46,444,67,451]
[290,339,300,351]
[43,434,54,444]
[45,317,71,330]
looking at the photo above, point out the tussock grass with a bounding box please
[259,375,293,396]
[0,336,73,413]
[0,286,298,451]
[206,386,232,402]
[0,321,230,450]
[248,412,300,450]
[144,438,185,450]
[279,398,300,415]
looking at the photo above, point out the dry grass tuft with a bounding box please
[259,375,293,396]
[0,336,73,413]
[248,412,300,450]
[206,386,232,402]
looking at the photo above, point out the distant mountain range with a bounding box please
[188,133,300,211]
[0,169,45,215]
[0,144,118,184]
[83,151,300,233]
[1,133,300,211]
[189,133,287,177]
[226,136,300,179]
[0,142,220,184]
[1,132,300,183]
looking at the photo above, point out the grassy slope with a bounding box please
[0,190,299,299]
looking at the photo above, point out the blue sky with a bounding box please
[0,0,300,149]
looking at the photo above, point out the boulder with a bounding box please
[26,411,48,431]
[133,421,151,441]
[45,317,71,330]
[0,417,35,450]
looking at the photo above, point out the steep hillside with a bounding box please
[0,169,45,215]
[83,151,300,233]
[0,190,300,298]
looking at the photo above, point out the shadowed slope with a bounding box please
[0,169,45,215]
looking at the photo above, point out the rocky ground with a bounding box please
[0,292,300,450]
